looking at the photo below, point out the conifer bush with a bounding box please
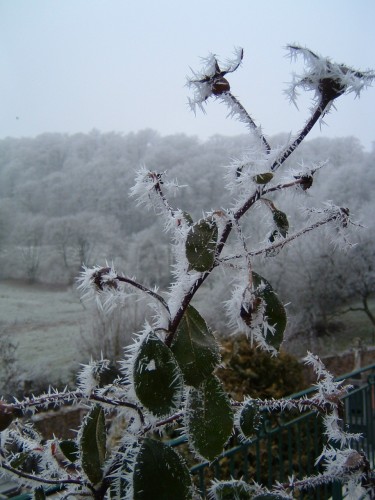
[0,45,374,499]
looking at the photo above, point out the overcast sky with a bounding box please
[1,0,374,149]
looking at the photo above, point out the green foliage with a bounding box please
[33,486,46,500]
[252,272,287,350]
[80,405,107,485]
[217,334,305,401]
[132,438,193,499]
[186,218,218,272]
[186,376,233,461]
[239,400,263,440]
[133,331,183,417]
[253,172,274,185]
[272,209,289,238]
[171,305,220,387]
[59,440,79,462]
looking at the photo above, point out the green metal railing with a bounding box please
[170,362,375,498]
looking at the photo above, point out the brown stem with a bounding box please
[115,275,169,313]
[226,93,271,153]
[1,462,88,490]
[271,97,330,171]
[141,411,184,434]
[10,389,145,425]
[89,393,145,425]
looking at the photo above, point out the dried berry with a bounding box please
[212,77,230,95]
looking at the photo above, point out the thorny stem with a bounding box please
[218,211,347,263]
[263,177,312,194]
[248,211,346,257]
[1,462,89,490]
[166,274,211,345]
[89,393,145,425]
[10,389,145,425]
[226,92,271,153]
[151,171,176,218]
[231,396,342,415]
[141,411,184,435]
[278,454,369,493]
[270,96,330,171]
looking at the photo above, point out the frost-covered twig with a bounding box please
[115,276,169,313]
[77,265,169,313]
[273,44,375,172]
[8,389,145,423]
[187,48,271,152]
[1,462,88,490]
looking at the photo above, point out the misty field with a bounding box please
[1,279,374,392]
[0,280,87,385]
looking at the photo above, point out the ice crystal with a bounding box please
[77,264,128,313]
[225,275,278,355]
[77,358,112,396]
[286,44,375,109]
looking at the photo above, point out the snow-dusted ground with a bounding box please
[0,280,87,385]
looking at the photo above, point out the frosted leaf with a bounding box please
[226,277,279,355]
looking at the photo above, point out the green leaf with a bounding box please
[59,440,79,463]
[253,172,274,185]
[187,376,233,461]
[133,331,183,417]
[186,218,218,272]
[133,438,193,500]
[80,405,106,485]
[239,401,263,440]
[182,211,194,226]
[272,209,289,237]
[10,452,29,469]
[171,305,220,387]
[253,272,287,350]
[210,480,254,499]
[33,487,46,500]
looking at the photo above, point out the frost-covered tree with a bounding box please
[0,45,374,499]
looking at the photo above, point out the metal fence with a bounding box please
[170,362,375,498]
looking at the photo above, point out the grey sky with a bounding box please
[1,0,374,149]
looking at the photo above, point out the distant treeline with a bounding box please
[0,130,374,338]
